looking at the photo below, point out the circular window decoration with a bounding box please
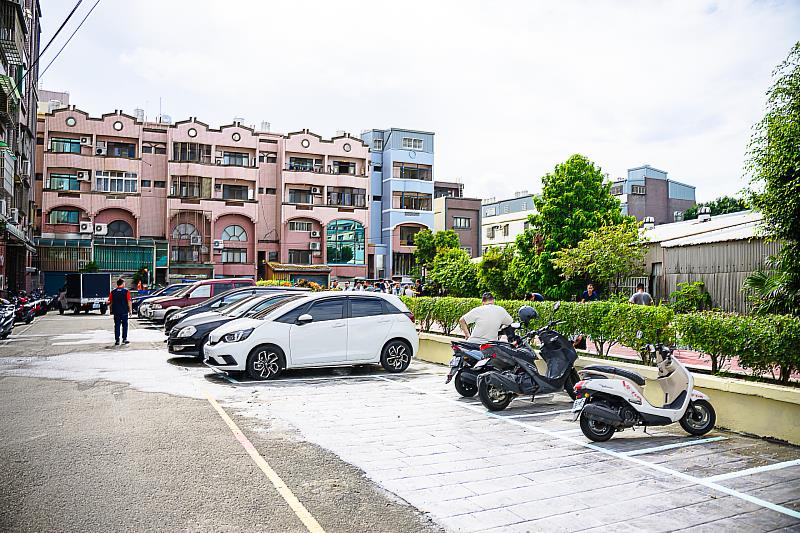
[65,117,77,127]
[187,128,198,138]
[113,121,124,131]
[232,132,241,142]
[343,143,351,152]
[409,150,417,159]
[301,139,310,148]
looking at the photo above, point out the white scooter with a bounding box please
[571,334,716,442]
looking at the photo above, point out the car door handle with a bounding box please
[331,322,346,328]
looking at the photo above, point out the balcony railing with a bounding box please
[284,165,365,176]
[0,74,19,127]
[0,1,26,65]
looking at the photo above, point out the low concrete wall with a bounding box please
[418,332,800,445]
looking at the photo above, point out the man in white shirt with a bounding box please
[459,292,513,343]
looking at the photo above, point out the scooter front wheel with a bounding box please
[679,400,716,436]
[478,378,513,411]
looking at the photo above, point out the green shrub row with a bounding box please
[401,297,800,384]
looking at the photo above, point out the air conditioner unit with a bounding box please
[94,223,108,236]
[311,187,321,194]
[79,221,93,234]
[190,235,202,246]
[95,146,107,156]
[77,170,91,181]
[80,137,92,146]
[215,158,223,165]
[309,242,321,251]
[212,239,224,250]
[247,188,254,200]
[10,208,19,224]
[309,230,321,238]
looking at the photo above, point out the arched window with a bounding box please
[172,223,199,240]
[221,224,247,241]
[326,220,365,265]
[107,220,133,237]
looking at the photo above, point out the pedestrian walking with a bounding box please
[108,278,132,346]
[629,283,653,305]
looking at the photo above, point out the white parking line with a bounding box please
[705,459,800,483]
[503,409,573,419]
[620,436,727,456]
[378,376,800,520]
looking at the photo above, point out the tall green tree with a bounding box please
[745,42,800,317]
[413,229,460,271]
[519,154,623,299]
[551,219,646,294]
[427,248,479,297]
[683,196,748,220]
[477,245,517,299]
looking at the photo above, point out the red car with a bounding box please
[141,278,254,322]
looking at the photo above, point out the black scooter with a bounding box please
[476,303,580,411]
[446,323,524,397]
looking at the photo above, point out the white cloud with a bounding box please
[39,0,799,202]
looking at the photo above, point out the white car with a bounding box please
[203,292,418,380]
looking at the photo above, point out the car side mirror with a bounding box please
[297,313,313,324]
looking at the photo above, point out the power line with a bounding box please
[39,0,102,80]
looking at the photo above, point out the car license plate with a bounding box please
[572,398,586,412]
[449,356,461,367]
[92,303,100,309]
[474,358,489,369]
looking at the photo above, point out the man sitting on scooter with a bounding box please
[459,292,513,344]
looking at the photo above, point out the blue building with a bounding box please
[610,165,696,225]
[360,128,434,278]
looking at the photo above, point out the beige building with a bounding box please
[480,194,536,253]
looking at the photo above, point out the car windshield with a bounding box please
[250,295,308,320]
[171,285,194,297]
[162,284,188,295]
[220,295,272,317]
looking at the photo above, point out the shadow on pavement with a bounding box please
[167,356,205,368]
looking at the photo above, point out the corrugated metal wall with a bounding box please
[657,238,782,313]
[95,245,154,272]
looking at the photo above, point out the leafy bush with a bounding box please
[256,279,292,287]
[673,312,746,373]
[669,281,712,313]
[737,314,800,384]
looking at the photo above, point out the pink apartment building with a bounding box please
[35,107,370,288]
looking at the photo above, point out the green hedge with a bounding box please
[401,296,800,384]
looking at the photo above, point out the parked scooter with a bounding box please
[0,298,15,339]
[572,332,716,442]
[446,322,526,397]
[476,303,580,411]
[12,296,35,325]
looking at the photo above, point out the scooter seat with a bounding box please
[452,340,481,350]
[583,365,646,386]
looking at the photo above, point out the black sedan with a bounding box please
[163,285,309,335]
[167,293,300,357]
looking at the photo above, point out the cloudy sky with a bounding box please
[39,0,799,202]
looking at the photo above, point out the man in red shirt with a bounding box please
[108,279,133,345]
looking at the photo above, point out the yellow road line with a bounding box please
[203,390,325,533]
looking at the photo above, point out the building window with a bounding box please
[399,226,422,246]
[631,185,646,195]
[141,180,151,188]
[462,246,472,256]
[401,137,423,150]
[374,165,382,172]
[107,142,136,158]
[171,246,198,263]
[172,223,200,240]
[50,138,81,153]
[170,176,211,199]
[221,248,247,263]
[221,224,247,241]
[142,145,153,154]
[258,187,264,194]
[288,189,313,204]
[95,171,138,193]
[173,142,212,163]
[392,191,432,211]
[288,157,321,172]
[154,145,167,155]
[486,226,495,239]
[36,136,44,145]
[154,180,166,188]
[332,161,355,175]
[265,188,276,195]
[107,220,134,237]
[222,184,249,200]
[520,202,527,210]
[503,205,509,214]
[268,251,278,262]
[48,209,80,224]
[328,187,366,207]
[288,221,313,232]
[47,173,80,191]
[222,151,250,167]
[288,249,312,265]
[392,162,431,181]
[453,217,471,229]
[326,220,365,265]
[503,224,509,237]
[373,139,383,151]
[610,185,623,196]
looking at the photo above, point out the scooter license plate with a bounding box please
[474,358,489,370]
[572,398,586,412]
[449,356,461,367]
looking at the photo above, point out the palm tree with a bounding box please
[742,257,800,316]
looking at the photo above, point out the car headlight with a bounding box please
[221,328,253,343]
[151,304,162,310]
[176,325,196,338]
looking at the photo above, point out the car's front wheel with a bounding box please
[380,340,411,373]
[246,345,285,381]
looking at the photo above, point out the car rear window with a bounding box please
[383,300,404,314]
[350,297,384,318]
[214,282,234,294]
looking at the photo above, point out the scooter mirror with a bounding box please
[636,330,643,339]
[553,301,561,311]
[510,322,520,329]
